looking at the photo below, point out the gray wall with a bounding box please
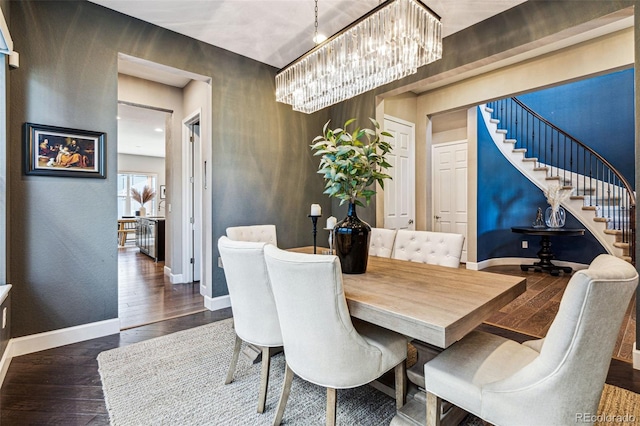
[8,1,328,337]
[5,0,637,338]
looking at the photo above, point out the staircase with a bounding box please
[481,98,635,264]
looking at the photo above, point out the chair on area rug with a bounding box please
[264,245,407,426]
[226,224,278,246]
[392,229,464,268]
[369,228,397,258]
[423,254,638,426]
[217,236,282,414]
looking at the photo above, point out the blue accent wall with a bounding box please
[518,69,634,187]
[477,108,606,263]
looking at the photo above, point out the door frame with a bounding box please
[382,114,416,230]
[181,109,203,286]
[431,139,468,262]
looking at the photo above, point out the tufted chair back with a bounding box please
[226,224,277,246]
[369,228,397,258]
[392,230,464,268]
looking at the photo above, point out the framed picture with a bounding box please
[24,122,106,178]
[159,185,166,199]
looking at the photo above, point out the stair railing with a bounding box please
[487,97,636,265]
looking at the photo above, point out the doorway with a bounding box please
[432,141,469,263]
[182,112,202,287]
[116,54,212,329]
[383,115,416,230]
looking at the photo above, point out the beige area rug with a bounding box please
[98,319,640,425]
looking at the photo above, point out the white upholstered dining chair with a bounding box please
[369,227,397,258]
[217,236,283,414]
[423,254,638,426]
[392,230,464,268]
[226,224,278,246]
[263,245,407,426]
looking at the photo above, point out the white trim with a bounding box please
[0,318,120,387]
[181,109,203,285]
[633,342,640,370]
[0,284,10,305]
[467,257,588,271]
[204,295,231,311]
[0,339,14,387]
[0,7,13,54]
[164,265,188,285]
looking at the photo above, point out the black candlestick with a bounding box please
[308,214,321,254]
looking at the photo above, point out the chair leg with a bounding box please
[257,346,271,413]
[326,387,337,426]
[426,391,442,426]
[225,334,242,385]
[272,364,294,426]
[394,361,406,409]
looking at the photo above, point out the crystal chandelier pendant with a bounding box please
[275,0,442,114]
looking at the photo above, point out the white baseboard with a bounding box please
[0,318,120,388]
[467,257,588,271]
[166,266,186,284]
[204,294,231,311]
[634,342,640,370]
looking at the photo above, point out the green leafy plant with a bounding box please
[311,118,393,207]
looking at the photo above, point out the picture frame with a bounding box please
[24,122,106,178]
[159,185,166,199]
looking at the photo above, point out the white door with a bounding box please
[182,113,202,286]
[433,141,468,262]
[383,116,415,230]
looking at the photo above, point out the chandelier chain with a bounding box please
[314,0,319,44]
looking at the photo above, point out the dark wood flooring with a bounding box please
[0,309,232,425]
[1,261,639,424]
[118,245,205,330]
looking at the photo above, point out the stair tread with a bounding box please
[486,103,634,264]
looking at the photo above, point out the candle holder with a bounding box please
[324,228,334,255]
[308,214,321,254]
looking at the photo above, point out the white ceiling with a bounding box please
[104,0,527,157]
[117,103,168,158]
[92,0,527,69]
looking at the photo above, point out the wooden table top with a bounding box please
[292,247,526,348]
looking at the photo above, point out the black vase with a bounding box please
[334,202,371,274]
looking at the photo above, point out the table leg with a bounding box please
[520,235,573,275]
[391,340,468,426]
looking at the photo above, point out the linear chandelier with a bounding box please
[275,0,442,114]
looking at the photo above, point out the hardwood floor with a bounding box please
[1,261,638,424]
[0,309,233,425]
[118,245,205,330]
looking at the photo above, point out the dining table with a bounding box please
[291,247,527,425]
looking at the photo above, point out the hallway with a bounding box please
[118,245,205,330]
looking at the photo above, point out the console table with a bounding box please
[511,226,585,275]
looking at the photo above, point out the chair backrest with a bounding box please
[226,224,277,246]
[369,228,397,258]
[481,254,638,425]
[392,230,464,268]
[263,245,385,388]
[217,236,282,347]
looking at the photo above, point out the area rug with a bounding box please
[98,319,640,425]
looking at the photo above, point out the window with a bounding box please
[117,173,157,217]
